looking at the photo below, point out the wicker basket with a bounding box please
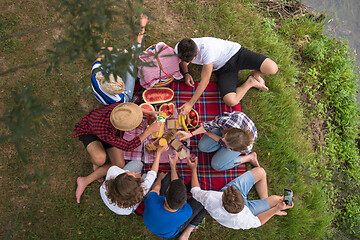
[144,44,175,87]
[186,108,199,129]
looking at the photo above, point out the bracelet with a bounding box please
[183,72,190,75]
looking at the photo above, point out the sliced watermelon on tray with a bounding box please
[159,102,175,117]
[143,87,174,104]
[139,103,155,118]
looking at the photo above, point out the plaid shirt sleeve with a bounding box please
[100,133,141,152]
[202,111,257,153]
[73,103,142,152]
[94,105,142,151]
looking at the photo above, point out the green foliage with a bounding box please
[0,86,51,162]
[173,0,329,238]
[0,14,18,52]
[286,14,360,237]
[1,0,359,239]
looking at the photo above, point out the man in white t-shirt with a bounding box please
[186,157,293,230]
[174,37,278,115]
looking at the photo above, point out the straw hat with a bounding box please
[95,72,125,95]
[110,102,143,131]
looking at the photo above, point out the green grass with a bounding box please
[1,0,359,239]
[0,14,19,53]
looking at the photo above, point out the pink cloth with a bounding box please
[123,120,147,161]
[138,42,183,89]
[142,107,189,164]
[123,111,189,164]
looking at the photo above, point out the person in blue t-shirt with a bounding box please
[91,14,148,105]
[143,153,206,240]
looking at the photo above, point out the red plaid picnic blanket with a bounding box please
[130,81,245,191]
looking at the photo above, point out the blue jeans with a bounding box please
[198,128,241,171]
[122,64,136,102]
[123,160,143,173]
[220,171,270,216]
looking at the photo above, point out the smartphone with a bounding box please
[283,189,293,206]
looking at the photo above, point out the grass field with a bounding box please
[1,0,359,239]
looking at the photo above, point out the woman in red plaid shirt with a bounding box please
[74,102,160,203]
[177,111,260,171]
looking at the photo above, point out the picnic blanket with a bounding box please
[132,81,246,191]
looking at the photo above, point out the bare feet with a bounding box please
[76,177,87,203]
[248,152,260,167]
[275,211,288,216]
[247,75,269,91]
[239,152,260,167]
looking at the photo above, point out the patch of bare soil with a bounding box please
[297,82,326,153]
[253,0,308,19]
[144,0,192,43]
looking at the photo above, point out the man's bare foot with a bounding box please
[275,211,287,216]
[248,152,260,167]
[248,76,269,91]
[252,74,266,84]
[76,177,88,203]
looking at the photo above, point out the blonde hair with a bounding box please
[222,127,253,152]
[95,72,125,95]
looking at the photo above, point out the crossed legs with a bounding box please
[249,167,286,215]
[76,141,125,203]
[222,58,278,107]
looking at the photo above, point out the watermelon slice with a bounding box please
[143,87,174,104]
[159,102,175,117]
[139,103,155,118]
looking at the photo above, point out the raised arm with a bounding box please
[179,63,213,115]
[168,152,179,180]
[151,144,169,173]
[150,172,167,194]
[136,14,148,44]
[187,157,200,188]
[205,131,221,142]
[177,125,207,141]
[138,120,161,142]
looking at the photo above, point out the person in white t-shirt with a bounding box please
[174,37,278,115]
[187,157,293,230]
[98,144,169,215]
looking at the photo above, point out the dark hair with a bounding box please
[105,173,144,208]
[222,127,253,152]
[222,186,245,214]
[165,179,187,210]
[177,38,197,62]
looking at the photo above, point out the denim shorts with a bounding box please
[220,171,270,216]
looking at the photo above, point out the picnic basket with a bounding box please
[144,44,175,87]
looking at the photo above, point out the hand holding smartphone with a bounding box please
[283,189,293,206]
